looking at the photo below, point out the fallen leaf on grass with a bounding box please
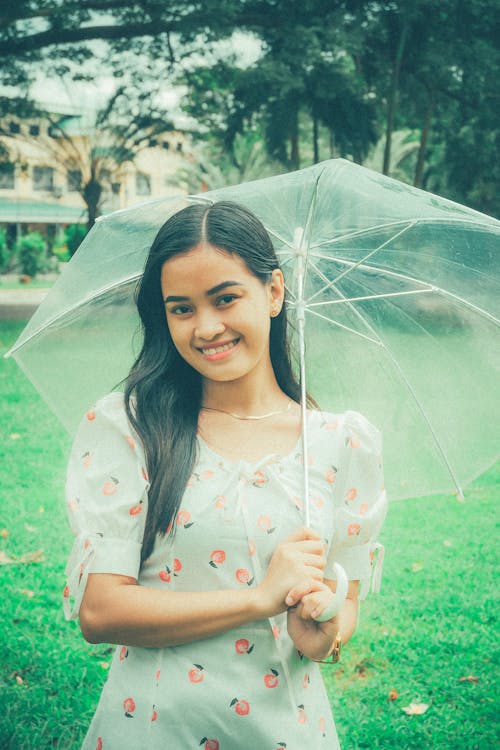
[411,562,423,573]
[15,675,23,685]
[10,433,21,440]
[443,540,453,547]
[20,589,35,598]
[24,524,37,533]
[388,689,398,701]
[1,529,9,539]
[458,675,479,683]
[0,549,45,565]
[402,703,429,715]
[99,662,110,670]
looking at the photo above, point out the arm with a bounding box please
[285,578,360,661]
[79,527,327,647]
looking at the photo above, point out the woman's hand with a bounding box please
[286,579,360,661]
[255,527,326,618]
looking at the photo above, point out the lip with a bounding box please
[197,338,240,361]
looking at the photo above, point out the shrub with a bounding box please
[52,244,71,263]
[17,231,47,278]
[0,226,9,272]
[65,224,87,256]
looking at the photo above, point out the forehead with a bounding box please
[160,243,256,291]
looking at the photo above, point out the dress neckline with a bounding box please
[196,413,314,469]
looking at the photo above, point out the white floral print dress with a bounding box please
[64,392,387,750]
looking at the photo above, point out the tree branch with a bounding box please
[0,20,178,57]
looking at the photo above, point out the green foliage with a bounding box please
[64,224,87,257]
[174,132,285,193]
[0,225,9,272]
[1,1,498,216]
[363,129,420,183]
[16,231,47,278]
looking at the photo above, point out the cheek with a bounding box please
[166,319,189,352]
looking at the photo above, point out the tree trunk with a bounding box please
[313,112,319,163]
[83,178,102,231]
[383,22,409,175]
[414,90,436,188]
[289,105,300,170]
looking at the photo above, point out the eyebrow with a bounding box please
[164,280,243,303]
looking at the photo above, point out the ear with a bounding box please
[269,269,285,315]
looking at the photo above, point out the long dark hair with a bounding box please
[125,200,303,563]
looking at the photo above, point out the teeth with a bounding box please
[202,341,237,356]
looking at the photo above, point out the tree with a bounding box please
[174,131,285,193]
[180,1,378,169]
[1,85,175,229]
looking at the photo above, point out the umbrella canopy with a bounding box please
[7,159,500,502]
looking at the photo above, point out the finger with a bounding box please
[303,552,326,570]
[293,540,327,555]
[302,552,326,570]
[283,527,322,544]
[298,595,320,620]
[285,578,324,607]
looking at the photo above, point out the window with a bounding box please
[176,142,183,153]
[33,166,54,191]
[162,141,170,150]
[136,172,151,196]
[0,162,15,189]
[67,169,82,192]
[29,124,40,136]
[9,121,20,135]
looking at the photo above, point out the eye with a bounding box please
[216,293,238,307]
[167,304,193,316]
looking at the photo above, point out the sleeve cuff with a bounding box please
[89,538,142,578]
[63,533,142,620]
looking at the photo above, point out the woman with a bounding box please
[64,201,387,749]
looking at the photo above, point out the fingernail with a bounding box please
[286,595,293,605]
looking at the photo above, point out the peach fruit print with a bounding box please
[65,394,386,749]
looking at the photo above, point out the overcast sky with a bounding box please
[27,31,263,126]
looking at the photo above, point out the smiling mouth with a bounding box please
[199,338,240,356]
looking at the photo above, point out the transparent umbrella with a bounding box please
[7,159,500,509]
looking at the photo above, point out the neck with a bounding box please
[202,367,287,416]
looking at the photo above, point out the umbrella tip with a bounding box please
[455,488,465,503]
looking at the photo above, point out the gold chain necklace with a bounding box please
[201,401,294,421]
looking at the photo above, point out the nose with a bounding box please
[194,311,226,341]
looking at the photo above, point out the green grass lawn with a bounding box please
[0,320,498,749]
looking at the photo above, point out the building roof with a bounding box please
[0,197,87,224]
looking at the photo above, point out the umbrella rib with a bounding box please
[307,221,416,303]
[309,216,499,250]
[307,259,465,498]
[308,257,499,326]
[302,308,382,345]
[432,288,500,326]
[307,288,435,308]
[5,274,143,356]
[310,219,416,249]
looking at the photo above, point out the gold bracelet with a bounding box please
[314,632,342,664]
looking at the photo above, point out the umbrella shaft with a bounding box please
[298,315,311,528]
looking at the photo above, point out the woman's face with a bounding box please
[160,243,284,385]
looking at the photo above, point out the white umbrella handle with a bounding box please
[313,562,348,622]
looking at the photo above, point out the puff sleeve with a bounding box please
[324,411,388,599]
[63,392,149,620]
